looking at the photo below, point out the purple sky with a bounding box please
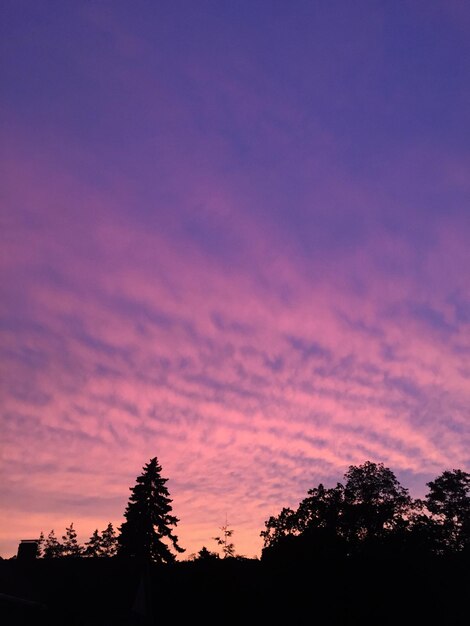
[1,1,469,558]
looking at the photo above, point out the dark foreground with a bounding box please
[0,555,468,625]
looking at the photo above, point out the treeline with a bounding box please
[30,459,470,563]
[35,457,182,562]
[37,522,118,558]
[261,461,470,562]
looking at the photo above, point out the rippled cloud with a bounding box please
[1,2,469,558]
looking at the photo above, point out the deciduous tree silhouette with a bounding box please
[213,518,235,558]
[262,461,420,560]
[426,469,470,553]
[261,484,347,560]
[118,457,185,563]
[297,483,345,534]
[342,461,412,549]
[261,507,298,547]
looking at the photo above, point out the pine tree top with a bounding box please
[118,456,184,563]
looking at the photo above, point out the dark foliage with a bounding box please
[118,457,185,563]
[61,523,82,557]
[100,522,118,557]
[195,546,219,561]
[426,469,470,553]
[84,522,118,557]
[213,520,235,558]
[42,530,63,559]
[83,529,102,558]
[262,461,470,561]
[5,458,470,624]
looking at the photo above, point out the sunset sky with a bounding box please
[1,1,469,559]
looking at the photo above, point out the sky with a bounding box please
[1,0,469,559]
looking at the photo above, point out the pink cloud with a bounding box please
[1,123,469,560]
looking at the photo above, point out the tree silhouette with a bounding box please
[118,457,185,563]
[196,546,219,561]
[261,461,419,560]
[342,461,412,549]
[43,530,63,558]
[101,522,118,556]
[84,523,118,557]
[261,507,298,547]
[84,529,102,557]
[261,485,347,560]
[62,523,82,557]
[297,483,345,534]
[213,518,235,558]
[426,469,470,553]
[37,531,45,558]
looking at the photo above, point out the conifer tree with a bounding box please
[118,457,185,563]
[43,530,63,558]
[101,522,118,557]
[84,529,102,557]
[84,523,118,557]
[62,523,82,557]
[196,546,219,561]
[37,531,45,558]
